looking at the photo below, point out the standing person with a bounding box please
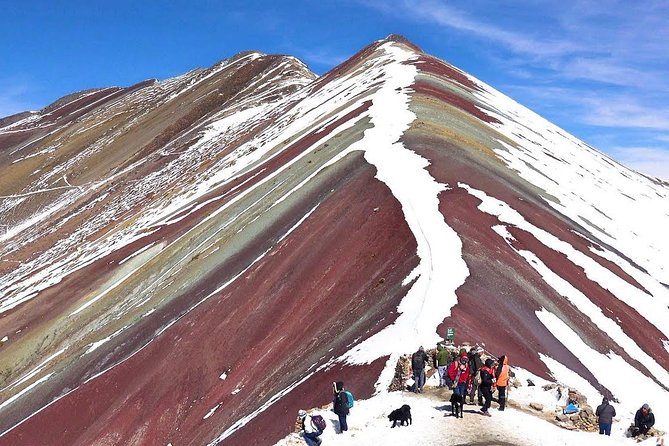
[495,355,513,411]
[633,404,655,437]
[298,410,323,446]
[468,346,484,405]
[333,381,350,433]
[595,397,616,436]
[479,358,496,416]
[435,343,450,387]
[411,346,429,393]
[447,351,470,398]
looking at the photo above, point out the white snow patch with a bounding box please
[338,43,469,390]
[536,308,669,432]
[203,403,221,420]
[208,360,335,445]
[273,389,659,446]
[0,373,54,412]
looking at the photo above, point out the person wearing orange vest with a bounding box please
[495,355,514,411]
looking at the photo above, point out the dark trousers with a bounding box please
[481,386,493,412]
[338,413,348,432]
[497,386,507,410]
[304,431,322,446]
[413,369,425,392]
[599,422,611,435]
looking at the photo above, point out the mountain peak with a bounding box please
[381,33,423,52]
[1,37,668,446]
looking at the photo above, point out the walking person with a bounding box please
[298,410,323,446]
[411,346,429,393]
[467,346,484,405]
[479,358,496,416]
[595,397,616,436]
[495,355,513,411]
[333,381,350,433]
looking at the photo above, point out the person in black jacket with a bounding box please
[633,403,655,437]
[411,346,429,393]
[333,381,350,433]
[595,397,616,436]
[478,358,496,416]
[467,346,484,405]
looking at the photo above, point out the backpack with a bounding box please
[311,414,327,431]
[344,390,354,408]
[411,352,424,370]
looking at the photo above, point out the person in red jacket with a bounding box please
[447,351,471,398]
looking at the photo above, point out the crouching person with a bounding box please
[298,409,323,446]
[632,403,655,437]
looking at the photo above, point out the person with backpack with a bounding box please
[495,354,514,411]
[411,346,429,393]
[595,397,616,436]
[467,346,484,405]
[435,343,450,387]
[333,381,350,433]
[298,409,323,446]
[633,403,655,437]
[479,358,496,416]
[446,351,470,398]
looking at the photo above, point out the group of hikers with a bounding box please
[298,381,352,445]
[296,342,661,444]
[411,343,512,416]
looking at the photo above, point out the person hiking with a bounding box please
[411,346,429,393]
[633,403,655,437]
[333,381,350,433]
[595,397,616,436]
[435,343,450,387]
[298,409,323,446]
[479,358,496,416]
[495,354,514,411]
[447,351,470,398]
[467,346,484,405]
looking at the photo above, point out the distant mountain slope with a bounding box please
[0,35,667,445]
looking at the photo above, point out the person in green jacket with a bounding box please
[434,343,450,387]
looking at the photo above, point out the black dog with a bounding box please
[450,392,464,418]
[388,404,412,427]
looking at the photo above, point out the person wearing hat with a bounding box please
[446,350,471,399]
[595,397,616,436]
[411,346,429,393]
[478,358,497,416]
[495,355,514,411]
[298,409,323,446]
[633,403,655,437]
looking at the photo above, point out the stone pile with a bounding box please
[546,386,598,432]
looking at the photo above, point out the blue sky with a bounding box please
[2,0,668,178]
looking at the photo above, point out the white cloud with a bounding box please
[609,147,669,180]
